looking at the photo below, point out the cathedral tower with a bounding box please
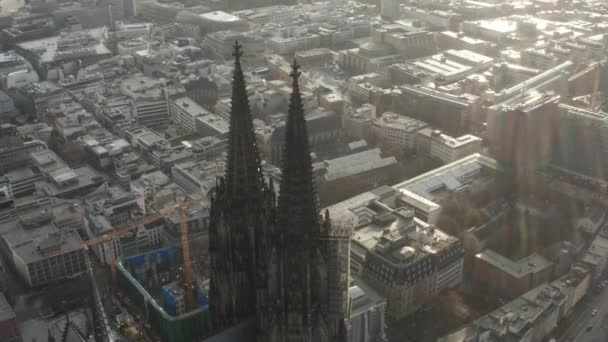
[208,42,274,331]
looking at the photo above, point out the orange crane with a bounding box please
[82,201,195,307]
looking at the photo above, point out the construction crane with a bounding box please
[82,201,196,308]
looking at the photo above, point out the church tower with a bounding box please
[259,60,350,342]
[209,46,349,341]
[208,42,275,331]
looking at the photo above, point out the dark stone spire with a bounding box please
[277,60,319,234]
[225,41,264,198]
[209,42,271,331]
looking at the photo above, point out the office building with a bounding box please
[394,84,479,136]
[346,204,463,319]
[372,112,428,150]
[15,28,112,80]
[0,51,38,90]
[314,148,400,206]
[473,250,554,300]
[553,104,608,180]
[0,210,86,287]
[416,128,482,164]
[488,92,560,182]
[120,75,171,129]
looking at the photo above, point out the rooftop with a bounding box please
[352,204,458,266]
[199,11,242,23]
[120,75,166,100]
[318,148,397,182]
[475,249,553,278]
[2,223,83,265]
[17,28,111,64]
[374,112,428,132]
[395,153,499,201]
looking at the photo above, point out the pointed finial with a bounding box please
[233,40,243,59]
[290,59,301,81]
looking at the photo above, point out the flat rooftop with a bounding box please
[475,249,553,279]
[2,223,83,264]
[319,148,397,182]
[395,153,499,200]
[17,28,110,64]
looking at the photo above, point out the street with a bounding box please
[559,283,608,342]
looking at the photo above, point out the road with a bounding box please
[559,284,608,342]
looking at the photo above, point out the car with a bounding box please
[587,325,593,332]
[592,309,598,316]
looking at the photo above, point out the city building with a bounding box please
[257,107,342,164]
[113,151,158,190]
[436,31,494,56]
[11,81,66,119]
[473,250,554,300]
[177,10,249,34]
[1,12,55,47]
[202,30,265,59]
[371,112,428,150]
[234,5,303,26]
[0,209,86,287]
[170,96,213,134]
[0,51,39,90]
[415,128,482,164]
[580,229,608,281]
[130,170,173,208]
[394,154,499,224]
[401,7,462,30]
[552,104,608,180]
[0,126,45,173]
[347,278,387,342]
[487,91,560,183]
[388,49,494,86]
[137,1,185,23]
[266,33,321,55]
[347,204,463,319]
[394,84,479,136]
[115,22,154,40]
[15,28,112,80]
[314,148,401,206]
[83,185,151,265]
[30,149,106,199]
[120,75,171,129]
[172,160,224,198]
[439,266,590,342]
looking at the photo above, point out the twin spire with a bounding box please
[224,40,319,231]
[277,59,320,234]
[224,41,264,199]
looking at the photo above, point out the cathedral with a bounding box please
[208,42,351,341]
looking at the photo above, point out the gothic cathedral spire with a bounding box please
[225,41,264,198]
[277,60,319,235]
[209,41,271,332]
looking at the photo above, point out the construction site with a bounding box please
[116,245,211,342]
